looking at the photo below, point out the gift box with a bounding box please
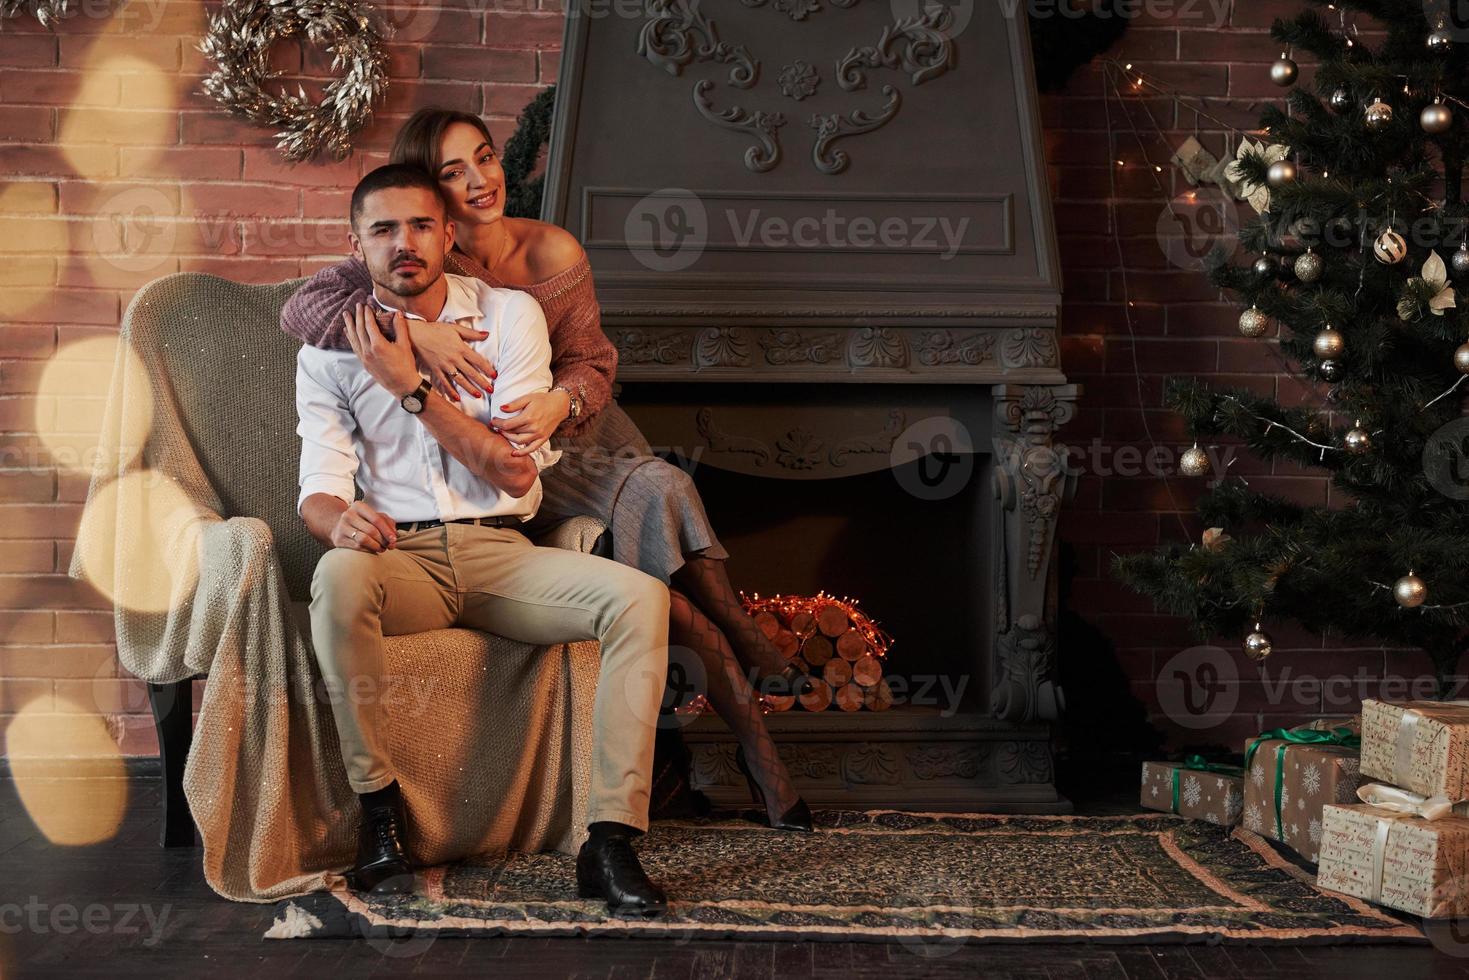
[1140,759,1244,826]
[1243,725,1362,863]
[1361,700,1469,802]
[1317,802,1469,919]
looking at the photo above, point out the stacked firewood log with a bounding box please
[743,594,895,713]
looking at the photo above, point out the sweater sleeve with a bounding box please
[280,257,380,350]
[549,275,617,437]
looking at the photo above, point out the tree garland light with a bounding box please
[740,590,894,660]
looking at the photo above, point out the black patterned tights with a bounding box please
[671,556,790,681]
[668,588,799,822]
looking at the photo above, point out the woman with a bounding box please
[281,107,811,831]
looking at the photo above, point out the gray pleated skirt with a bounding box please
[530,403,728,583]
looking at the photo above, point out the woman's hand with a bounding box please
[492,388,572,456]
[403,319,497,402]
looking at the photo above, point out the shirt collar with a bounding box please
[371,274,480,324]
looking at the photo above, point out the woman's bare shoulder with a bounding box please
[518,219,586,279]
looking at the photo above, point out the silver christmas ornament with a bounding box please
[1454,243,1469,276]
[1365,97,1395,132]
[1270,55,1299,87]
[1454,342,1469,373]
[1428,29,1455,53]
[1329,88,1351,112]
[1422,100,1454,135]
[1313,327,1345,360]
[1344,424,1372,455]
[1238,306,1269,338]
[1319,359,1342,381]
[1374,227,1408,264]
[1179,444,1209,477]
[1243,625,1274,660]
[1394,573,1428,608]
[1295,249,1324,282]
[1254,255,1278,278]
[1267,158,1297,187]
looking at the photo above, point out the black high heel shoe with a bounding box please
[733,745,814,832]
[755,662,813,698]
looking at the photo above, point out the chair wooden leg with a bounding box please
[147,679,195,848]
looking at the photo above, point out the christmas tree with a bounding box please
[1115,2,1469,684]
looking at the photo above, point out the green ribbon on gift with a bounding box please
[1171,754,1245,814]
[1243,727,1361,840]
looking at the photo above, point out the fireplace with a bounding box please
[545,0,1077,810]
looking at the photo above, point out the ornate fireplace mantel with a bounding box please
[545,0,1076,810]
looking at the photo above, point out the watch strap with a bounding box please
[401,378,432,413]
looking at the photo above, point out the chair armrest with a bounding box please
[529,515,608,555]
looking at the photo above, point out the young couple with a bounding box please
[285,108,814,918]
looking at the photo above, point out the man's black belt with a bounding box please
[395,516,520,532]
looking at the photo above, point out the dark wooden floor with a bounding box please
[2,774,1466,979]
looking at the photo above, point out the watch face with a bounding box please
[403,394,424,414]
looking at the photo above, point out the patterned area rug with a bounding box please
[265,811,1423,944]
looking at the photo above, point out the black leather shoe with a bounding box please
[575,834,668,918]
[347,800,414,895]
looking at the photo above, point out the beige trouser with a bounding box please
[308,522,670,832]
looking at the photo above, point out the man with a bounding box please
[295,163,670,917]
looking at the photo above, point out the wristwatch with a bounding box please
[400,378,432,415]
[552,384,582,421]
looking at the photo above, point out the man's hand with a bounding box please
[330,501,398,553]
[492,388,572,457]
[343,304,421,399]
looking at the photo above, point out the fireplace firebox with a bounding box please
[545,0,1077,810]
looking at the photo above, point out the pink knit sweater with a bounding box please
[278,249,617,435]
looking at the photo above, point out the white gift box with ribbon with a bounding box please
[1315,783,1469,919]
[1361,700,1469,801]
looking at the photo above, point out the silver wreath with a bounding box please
[0,0,70,29]
[199,0,391,162]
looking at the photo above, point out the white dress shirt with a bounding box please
[295,272,561,523]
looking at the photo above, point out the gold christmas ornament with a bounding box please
[1238,306,1269,337]
[1294,249,1324,282]
[1394,573,1428,608]
[1243,624,1274,660]
[1266,158,1297,187]
[1422,100,1454,135]
[1365,97,1395,131]
[1179,444,1210,477]
[1374,227,1408,264]
[1344,423,1372,455]
[1270,55,1298,87]
[199,0,392,162]
[1313,326,1345,359]
[1454,342,1469,374]
[1254,255,1278,277]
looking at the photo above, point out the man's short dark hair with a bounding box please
[350,164,443,229]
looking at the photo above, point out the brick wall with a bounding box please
[0,0,1434,761]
